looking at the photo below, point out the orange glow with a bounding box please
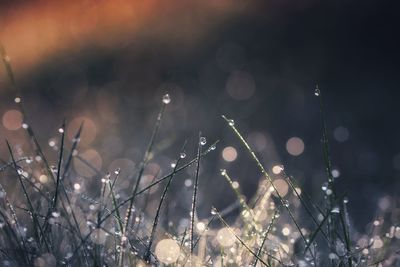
[0,1,250,79]
[2,109,23,130]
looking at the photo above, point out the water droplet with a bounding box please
[14,97,21,103]
[170,162,177,168]
[314,85,320,96]
[220,169,227,176]
[22,123,28,129]
[210,144,216,150]
[180,152,186,159]
[162,94,171,104]
[114,168,120,175]
[282,200,290,207]
[58,128,64,133]
[73,183,81,190]
[211,207,218,215]
[321,182,328,191]
[228,119,235,126]
[52,211,60,218]
[343,197,349,204]
[200,137,207,146]
[231,181,239,189]
[331,206,340,213]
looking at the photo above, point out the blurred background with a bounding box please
[0,0,399,233]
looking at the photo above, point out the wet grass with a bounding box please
[0,45,399,266]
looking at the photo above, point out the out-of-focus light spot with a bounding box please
[196,222,206,232]
[73,149,102,177]
[73,183,81,190]
[247,131,267,152]
[96,90,118,123]
[378,196,391,211]
[282,226,291,236]
[217,227,236,247]
[33,253,56,267]
[2,109,23,130]
[372,236,383,249]
[222,146,237,162]
[39,174,48,184]
[155,239,180,264]
[331,169,340,178]
[226,70,255,100]
[184,179,192,187]
[272,165,284,174]
[67,117,97,145]
[334,126,349,142]
[48,139,56,147]
[286,137,304,156]
[272,179,289,197]
[91,228,107,245]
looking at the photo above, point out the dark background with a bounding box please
[0,0,399,232]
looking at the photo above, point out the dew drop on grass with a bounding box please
[220,169,227,176]
[321,182,328,191]
[170,162,176,168]
[211,207,217,215]
[314,86,320,96]
[331,206,340,213]
[51,211,60,218]
[200,137,207,146]
[282,200,290,207]
[228,119,235,126]
[180,152,186,159]
[343,197,349,204]
[14,97,21,103]
[58,127,64,133]
[162,94,171,104]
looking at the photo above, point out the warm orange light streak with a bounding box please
[0,1,250,79]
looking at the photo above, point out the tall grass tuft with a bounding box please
[0,46,399,266]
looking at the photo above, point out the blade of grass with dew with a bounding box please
[65,141,219,265]
[213,207,275,267]
[304,208,331,255]
[6,141,50,253]
[190,134,203,258]
[120,97,168,267]
[220,169,258,231]
[285,174,330,242]
[144,141,187,262]
[44,120,66,235]
[0,206,29,265]
[61,121,84,181]
[254,209,279,267]
[221,115,308,246]
[316,86,352,266]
